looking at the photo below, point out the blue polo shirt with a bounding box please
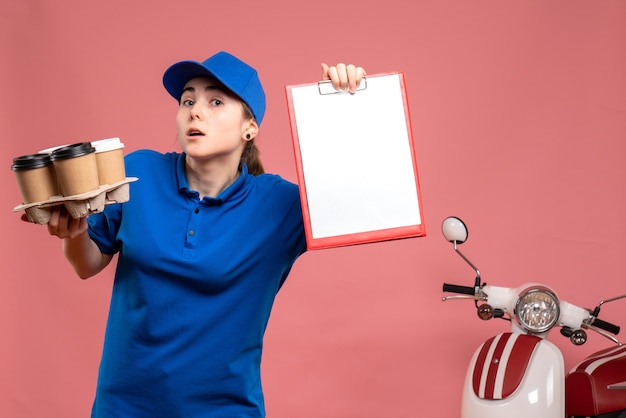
[87,150,307,417]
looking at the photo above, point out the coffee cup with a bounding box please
[91,137,126,186]
[11,153,59,203]
[51,142,100,196]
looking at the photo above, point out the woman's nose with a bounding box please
[190,104,202,120]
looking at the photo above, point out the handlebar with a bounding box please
[442,282,622,337]
[443,283,475,296]
[592,318,621,335]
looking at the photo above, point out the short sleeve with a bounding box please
[87,202,123,255]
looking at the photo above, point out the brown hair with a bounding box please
[241,102,265,175]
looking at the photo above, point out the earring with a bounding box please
[246,133,251,140]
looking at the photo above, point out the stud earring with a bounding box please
[246,133,251,140]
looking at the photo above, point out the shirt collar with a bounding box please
[176,153,249,204]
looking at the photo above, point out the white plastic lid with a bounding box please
[91,137,124,152]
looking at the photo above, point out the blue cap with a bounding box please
[163,51,266,125]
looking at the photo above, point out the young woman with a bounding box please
[45,51,366,417]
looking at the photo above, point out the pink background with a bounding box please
[2,1,625,417]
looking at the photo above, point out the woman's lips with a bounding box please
[186,128,205,138]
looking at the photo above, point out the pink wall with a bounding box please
[2,1,626,417]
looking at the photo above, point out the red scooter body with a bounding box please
[567,345,626,416]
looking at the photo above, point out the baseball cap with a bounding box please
[163,51,266,124]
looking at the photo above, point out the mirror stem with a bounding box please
[453,241,481,288]
[592,293,626,317]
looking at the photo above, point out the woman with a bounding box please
[46,51,366,417]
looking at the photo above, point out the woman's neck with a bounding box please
[184,156,240,199]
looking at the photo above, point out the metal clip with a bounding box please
[317,77,367,95]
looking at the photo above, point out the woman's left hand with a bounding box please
[321,62,367,94]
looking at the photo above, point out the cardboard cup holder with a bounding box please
[13,178,138,224]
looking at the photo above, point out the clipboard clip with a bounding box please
[317,77,368,95]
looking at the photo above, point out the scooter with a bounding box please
[440,216,626,418]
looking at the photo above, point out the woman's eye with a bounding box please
[210,99,223,106]
[181,99,194,106]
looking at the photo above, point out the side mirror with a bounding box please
[442,216,481,285]
[442,216,468,244]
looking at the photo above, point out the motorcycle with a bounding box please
[440,216,626,417]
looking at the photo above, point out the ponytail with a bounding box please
[242,140,265,175]
[241,102,265,175]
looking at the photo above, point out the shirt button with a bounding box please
[194,208,200,214]
[189,230,195,236]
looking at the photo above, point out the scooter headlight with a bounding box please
[515,286,560,334]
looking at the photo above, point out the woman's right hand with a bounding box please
[46,205,89,239]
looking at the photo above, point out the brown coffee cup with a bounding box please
[92,137,126,186]
[51,142,100,196]
[11,153,59,203]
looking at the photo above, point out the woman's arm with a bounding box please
[47,206,113,279]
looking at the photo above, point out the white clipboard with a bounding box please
[285,72,426,250]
